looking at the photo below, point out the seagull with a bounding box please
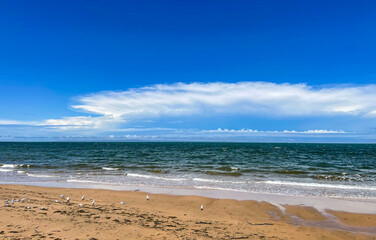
[55,200,60,203]
[11,199,14,204]
[40,207,47,210]
[90,197,93,200]
[66,197,70,203]
[26,206,31,209]
[91,200,95,206]
[14,199,19,202]
[78,203,83,207]
[81,196,85,200]
[21,198,25,203]
[120,202,125,205]
[146,195,150,200]
[201,205,203,211]
[4,204,10,207]
[5,199,8,203]
[60,195,64,199]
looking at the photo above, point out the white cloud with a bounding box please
[72,82,376,119]
[0,120,38,125]
[2,81,376,133]
[40,116,123,130]
[204,128,347,134]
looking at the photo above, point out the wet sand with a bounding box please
[0,184,375,239]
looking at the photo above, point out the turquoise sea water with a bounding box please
[0,142,375,199]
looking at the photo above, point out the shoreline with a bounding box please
[0,184,375,239]
[2,181,376,215]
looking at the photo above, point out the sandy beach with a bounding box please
[0,185,375,239]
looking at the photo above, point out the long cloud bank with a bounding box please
[2,81,376,131]
[72,82,376,120]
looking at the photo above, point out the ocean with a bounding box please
[0,142,375,200]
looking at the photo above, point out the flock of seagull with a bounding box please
[4,194,204,211]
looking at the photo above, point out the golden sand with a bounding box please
[0,185,375,239]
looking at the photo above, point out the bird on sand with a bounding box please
[81,196,85,200]
[120,202,125,205]
[91,200,95,206]
[201,205,203,211]
[11,199,14,204]
[146,195,150,200]
[55,200,60,203]
[78,203,83,207]
[66,197,70,203]
[60,195,64,199]
[21,198,25,203]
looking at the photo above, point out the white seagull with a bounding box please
[120,202,125,205]
[201,205,203,211]
[78,203,83,207]
[66,197,70,203]
[21,198,25,203]
[81,196,85,200]
[11,199,14,205]
[60,195,64,199]
[55,200,60,203]
[91,200,95,206]
[146,195,150,200]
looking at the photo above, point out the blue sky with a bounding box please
[1,0,376,142]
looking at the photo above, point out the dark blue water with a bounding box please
[0,142,375,199]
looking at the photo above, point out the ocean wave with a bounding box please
[192,178,246,184]
[67,179,114,184]
[312,174,363,182]
[102,167,120,171]
[194,186,248,192]
[263,180,376,191]
[0,168,13,172]
[204,171,242,177]
[127,173,187,181]
[274,170,309,175]
[0,164,32,169]
[26,173,55,178]
[217,166,240,171]
[17,170,26,174]
[146,169,169,174]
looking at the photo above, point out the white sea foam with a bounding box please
[192,178,246,184]
[194,186,249,192]
[17,170,26,174]
[102,167,119,171]
[1,164,19,168]
[127,173,187,181]
[263,180,376,191]
[67,179,106,184]
[0,169,13,172]
[27,173,54,178]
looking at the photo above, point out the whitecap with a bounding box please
[263,180,376,191]
[27,173,54,178]
[192,178,246,184]
[102,167,119,171]
[127,173,187,181]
